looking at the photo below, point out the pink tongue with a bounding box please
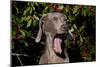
[53,38,62,53]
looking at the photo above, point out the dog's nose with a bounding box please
[61,24,68,30]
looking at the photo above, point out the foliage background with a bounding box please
[11,1,96,66]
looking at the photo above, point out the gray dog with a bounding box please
[35,12,73,64]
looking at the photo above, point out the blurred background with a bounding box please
[11,1,96,66]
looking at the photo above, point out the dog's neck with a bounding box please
[45,32,55,56]
[45,32,53,51]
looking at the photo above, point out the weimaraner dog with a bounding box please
[35,12,73,64]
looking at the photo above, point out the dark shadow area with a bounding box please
[67,45,84,63]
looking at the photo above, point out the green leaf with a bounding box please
[25,42,28,46]
[73,24,77,30]
[82,6,89,16]
[65,9,69,13]
[70,27,74,32]
[73,6,79,14]
[27,19,32,28]
[82,10,86,16]
[20,30,25,37]
[12,30,16,37]
[24,30,31,36]
[35,2,39,6]
[20,17,24,23]
[32,20,37,27]
[27,2,30,6]
[68,15,76,22]
[30,8,32,14]
[80,36,83,44]
[15,6,19,13]
[45,6,48,11]
[12,41,15,49]
[59,5,64,10]
[23,7,30,15]
[26,16,31,21]
[32,6,35,10]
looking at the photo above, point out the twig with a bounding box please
[16,54,23,66]
[12,53,29,57]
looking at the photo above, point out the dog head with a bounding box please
[35,12,73,54]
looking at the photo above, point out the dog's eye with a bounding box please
[53,17,58,21]
[63,19,67,22]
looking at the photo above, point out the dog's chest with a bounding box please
[40,48,65,64]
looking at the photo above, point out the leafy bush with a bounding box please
[11,1,96,66]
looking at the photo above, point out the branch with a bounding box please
[12,53,24,66]
[12,53,29,57]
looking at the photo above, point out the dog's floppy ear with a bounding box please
[35,14,47,43]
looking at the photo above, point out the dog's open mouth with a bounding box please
[53,34,64,54]
[52,31,73,54]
